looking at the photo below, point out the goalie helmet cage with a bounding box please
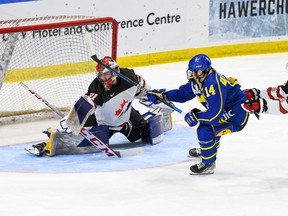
[0,15,118,123]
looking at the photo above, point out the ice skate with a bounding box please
[188,148,201,158]
[25,142,46,156]
[190,162,215,175]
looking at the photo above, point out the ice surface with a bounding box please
[0,53,288,216]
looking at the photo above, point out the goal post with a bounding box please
[0,16,118,122]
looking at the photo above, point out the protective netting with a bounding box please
[0,16,118,122]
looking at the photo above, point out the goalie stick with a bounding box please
[19,82,144,158]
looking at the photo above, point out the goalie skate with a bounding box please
[25,126,112,156]
[25,142,46,156]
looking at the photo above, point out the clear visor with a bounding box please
[96,66,119,77]
[186,69,205,80]
[186,69,194,79]
[97,70,112,81]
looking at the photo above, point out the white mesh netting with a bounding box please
[0,16,117,124]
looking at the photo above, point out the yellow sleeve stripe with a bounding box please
[241,112,249,126]
[227,77,241,86]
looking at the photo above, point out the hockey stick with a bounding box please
[19,82,65,118]
[19,82,144,158]
[83,33,187,116]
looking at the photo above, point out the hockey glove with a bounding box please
[242,88,268,119]
[184,108,200,127]
[241,98,267,119]
[147,89,168,104]
[243,88,261,101]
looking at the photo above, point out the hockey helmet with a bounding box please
[96,56,120,91]
[186,54,212,80]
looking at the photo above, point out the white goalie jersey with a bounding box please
[89,68,150,127]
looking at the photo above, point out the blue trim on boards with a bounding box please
[0,0,36,5]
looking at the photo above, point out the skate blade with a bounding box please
[187,155,201,159]
[24,147,41,156]
[117,147,145,158]
[189,171,214,175]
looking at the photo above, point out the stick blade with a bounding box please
[91,54,100,63]
[117,147,145,158]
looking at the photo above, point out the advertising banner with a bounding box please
[209,0,288,41]
[0,0,287,58]
[0,0,187,56]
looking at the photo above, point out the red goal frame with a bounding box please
[0,16,118,59]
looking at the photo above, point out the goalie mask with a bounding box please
[186,54,212,83]
[96,56,120,91]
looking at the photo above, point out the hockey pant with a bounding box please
[108,108,164,144]
[197,111,249,164]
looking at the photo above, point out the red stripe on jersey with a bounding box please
[276,85,285,99]
[279,99,288,114]
[267,87,276,100]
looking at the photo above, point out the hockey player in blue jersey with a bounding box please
[147,54,249,175]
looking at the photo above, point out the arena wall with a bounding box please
[0,0,287,67]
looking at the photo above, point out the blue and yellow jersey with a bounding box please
[165,69,247,125]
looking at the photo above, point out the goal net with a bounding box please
[0,16,118,123]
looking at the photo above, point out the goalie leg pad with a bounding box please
[74,96,95,124]
[76,125,109,147]
[142,110,164,144]
[161,108,173,132]
[149,115,164,144]
[43,125,109,156]
[65,95,96,135]
[142,107,173,132]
